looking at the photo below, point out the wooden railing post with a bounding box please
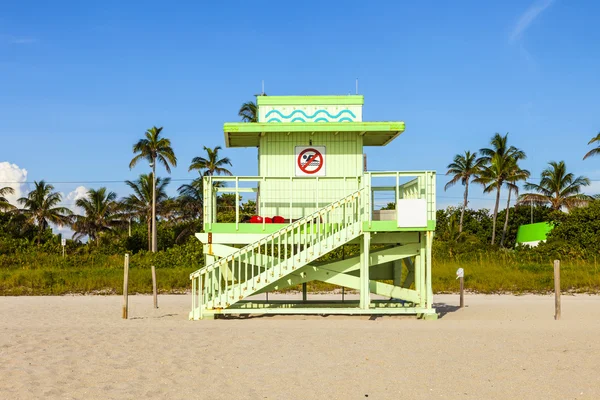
[456,268,464,308]
[122,254,129,319]
[554,260,561,320]
[152,265,158,309]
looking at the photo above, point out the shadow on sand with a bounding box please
[433,303,463,319]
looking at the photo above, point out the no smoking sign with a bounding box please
[295,146,326,176]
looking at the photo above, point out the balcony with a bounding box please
[202,171,436,234]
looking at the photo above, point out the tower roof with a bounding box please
[223,121,405,147]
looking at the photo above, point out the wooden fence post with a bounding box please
[122,254,129,319]
[554,260,561,320]
[459,276,464,309]
[151,265,158,309]
[456,268,464,308]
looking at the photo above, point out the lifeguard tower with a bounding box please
[189,95,437,319]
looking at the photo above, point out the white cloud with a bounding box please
[64,186,88,213]
[0,161,28,206]
[11,37,36,44]
[583,181,600,197]
[55,186,89,239]
[509,0,554,43]
[0,35,37,45]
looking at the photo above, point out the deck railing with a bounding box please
[364,171,436,228]
[203,171,436,231]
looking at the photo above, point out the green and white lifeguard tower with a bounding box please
[189,95,437,319]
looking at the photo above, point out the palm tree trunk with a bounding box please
[152,162,157,253]
[491,184,502,245]
[460,181,469,233]
[500,187,512,247]
[37,217,44,245]
[147,216,152,251]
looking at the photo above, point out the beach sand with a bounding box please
[1,293,600,399]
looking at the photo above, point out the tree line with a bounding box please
[444,132,600,247]
[1,99,598,256]
[0,101,262,253]
[0,127,235,251]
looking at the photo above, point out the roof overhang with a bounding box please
[223,122,405,148]
[257,95,364,106]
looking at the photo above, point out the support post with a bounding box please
[122,254,129,319]
[360,233,371,310]
[418,235,426,308]
[426,231,433,309]
[393,260,402,287]
[151,265,158,309]
[459,276,464,308]
[302,282,307,302]
[554,260,561,320]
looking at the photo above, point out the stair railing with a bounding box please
[190,189,364,319]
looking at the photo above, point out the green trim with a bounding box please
[206,220,435,234]
[224,121,405,147]
[362,220,436,232]
[516,222,553,243]
[224,121,404,133]
[204,223,286,234]
[205,222,341,234]
[202,307,436,316]
[257,95,364,106]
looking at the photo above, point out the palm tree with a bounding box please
[583,132,600,160]
[500,160,530,247]
[444,150,483,232]
[476,133,526,245]
[518,161,591,211]
[177,178,204,221]
[123,174,170,251]
[167,178,205,243]
[71,187,122,244]
[0,186,16,211]
[238,101,258,122]
[129,126,177,253]
[17,180,73,244]
[189,146,232,176]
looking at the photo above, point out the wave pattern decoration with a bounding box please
[265,109,356,123]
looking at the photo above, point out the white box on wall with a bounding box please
[397,199,427,228]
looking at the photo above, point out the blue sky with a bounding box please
[1,0,600,222]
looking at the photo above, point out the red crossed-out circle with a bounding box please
[297,148,323,174]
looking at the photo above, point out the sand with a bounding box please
[1,293,600,400]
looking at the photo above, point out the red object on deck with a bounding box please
[272,216,285,223]
[249,215,263,223]
[264,217,273,223]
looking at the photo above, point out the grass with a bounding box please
[433,254,600,294]
[1,251,600,296]
[0,267,195,296]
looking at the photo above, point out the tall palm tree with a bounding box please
[583,132,600,160]
[444,150,483,232]
[17,180,73,244]
[129,126,177,252]
[0,186,16,211]
[476,133,526,245]
[500,159,530,247]
[518,161,591,211]
[71,187,122,244]
[123,174,170,251]
[189,146,232,176]
[177,177,204,221]
[238,101,258,122]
